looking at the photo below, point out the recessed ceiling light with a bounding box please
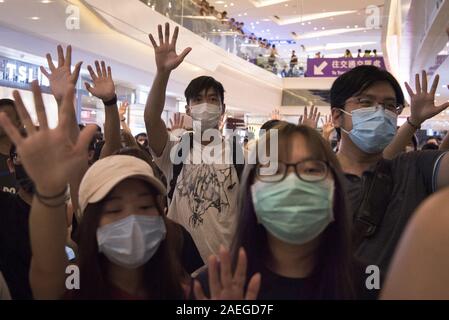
[41,0,52,3]
[308,21,311,24]
[266,29,270,32]
[301,22,305,26]
[314,27,318,30]
[238,14,242,16]
[224,4,228,7]
[244,13,248,16]
[322,27,325,30]
[256,21,259,24]
[230,2,234,6]
[30,16,40,20]
[284,3,288,6]
[346,25,350,28]
[354,25,359,28]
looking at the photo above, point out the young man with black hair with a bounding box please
[145,23,243,262]
[0,99,21,193]
[0,144,33,299]
[330,65,449,281]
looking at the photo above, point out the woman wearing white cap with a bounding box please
[0,83,188,299]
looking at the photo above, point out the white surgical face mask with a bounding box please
[97,215,166,269]
[190,103,222,132]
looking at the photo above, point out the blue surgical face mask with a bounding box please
[340,106,397,154]
[251,174,334,245]
[97,215,166,269]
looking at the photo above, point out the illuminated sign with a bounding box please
[0,57,49,87]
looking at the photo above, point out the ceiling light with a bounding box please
[244,13,248,16]
[354,25,359,28]
[249,0,290,7]
[41,0,52,3]
[230,3,234,6]
[273,10,357,26]
[256,21,260,24]
[294,27,369,40]
[314,27,318,30]
[30,16,40,20]
[321,27,325,30]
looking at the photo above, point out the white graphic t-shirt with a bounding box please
[151,135,239,262]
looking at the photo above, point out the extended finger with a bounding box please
[57,45,65,68]
[95,61,103,78]
[404,82,414,97]
[71,62,83,83]
[149,33,158,48]
[245,273,261,300]
[233,248,247,288]
[158,24,164,46]
[193,280,207,300]
[415,73,421,94]
[430,74,440,96]
[219,246,233,289]
[0,113,24,147]
[101,61,108,78]
[65,45,72,67]
[87,65,97,81]
[165,23,170,45]
[208,255,221,298]
[13,90,36,135]
[31,81,48,130]
[172,26,179,46]
[422,70,428,93]
[46,53,56,72]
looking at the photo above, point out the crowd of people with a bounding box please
[0,22,449,300]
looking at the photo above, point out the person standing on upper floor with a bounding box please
[0,99,21,194]
[330,65,449,285]
[145,23,244,262]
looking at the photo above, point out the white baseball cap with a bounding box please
[78,155,166,214]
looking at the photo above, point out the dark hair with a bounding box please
[74,185,185,299]
[422,143,439,150]
[0,98,15,111]
[231,122,355,299]
[184,76,225,105]
[135,132,148,140]
[260,119,281,132]
[330,66,405,136]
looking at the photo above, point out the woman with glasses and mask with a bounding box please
[193,122,372,300]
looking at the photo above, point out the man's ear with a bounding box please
[331,107,343,129]
[185,105,191,116]
[6,158,15,174]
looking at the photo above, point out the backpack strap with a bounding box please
[232,135,245,179]
[352,160,393,247]
[167,133,193,202]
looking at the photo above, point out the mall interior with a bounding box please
[0,0,449,302]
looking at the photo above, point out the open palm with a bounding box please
[85,61,116,101]
[194,247,261,300]
[0,81,96,195]
[40,45,82,103]
[149,23,192,73]
[405,71,449,125]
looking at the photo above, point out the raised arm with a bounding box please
[40,45,82,144]
[0,81,96,299]
[144,23,191,156]
[84,61,121,159]
[383,71,449,159]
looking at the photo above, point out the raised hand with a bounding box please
[321,115,334,139]
[85,61,116,102]
[119,101,129,121]
[149,23,192,73]
[300,105,321,129]
[405,70,449,126]
[0,81,96,196]
[169,112,185,130]
[194,246,261,300]
[270,108,281,120]
[40,45,82,104]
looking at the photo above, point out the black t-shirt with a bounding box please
[0,191,32,300]
[0,154,17,194]
[194,263,375,300]
[345,151,447,277]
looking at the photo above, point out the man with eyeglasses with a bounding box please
[330,65,449,286]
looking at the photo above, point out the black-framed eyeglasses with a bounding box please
[346,97,404,115]
[256,160,329,183]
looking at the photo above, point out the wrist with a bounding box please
[407,117,421,130]
[102,94,117,106]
